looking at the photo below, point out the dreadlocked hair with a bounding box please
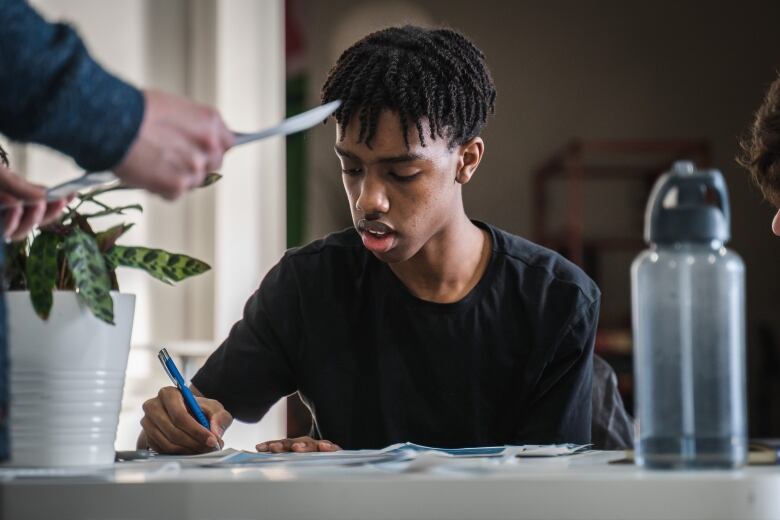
[321,25,496,149]
[738,73,780,203]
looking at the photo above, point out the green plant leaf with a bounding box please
[71,212,96,236]
[95,223,134,252]
[200,173,222,187]
[64,230,114,324]
[105,246,210,284]
[25,232,61,319]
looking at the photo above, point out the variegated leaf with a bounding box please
[64,230,114,324]
[105,246,210,284]
[200,173,222,187]
[95,223,134,252]
[25,232,61,319]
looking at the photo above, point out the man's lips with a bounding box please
[357,219,395,235]
[357,219,397,253]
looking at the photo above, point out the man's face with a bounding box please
[335,110,463,263]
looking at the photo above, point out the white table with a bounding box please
[3,451,780,520]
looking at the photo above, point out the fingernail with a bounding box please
[207,437,218,448]
[292,442,305,450]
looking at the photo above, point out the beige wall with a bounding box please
[23,0,287,450]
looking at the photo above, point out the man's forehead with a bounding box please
[336,110,434,150]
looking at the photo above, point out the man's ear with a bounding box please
[455,137,484,185]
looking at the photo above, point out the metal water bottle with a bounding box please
[631,161,746,468]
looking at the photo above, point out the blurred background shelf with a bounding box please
[532,138,712,413]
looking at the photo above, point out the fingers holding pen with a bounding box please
[140,387,213,453]
[158,387,219,448]
[198,396,233,448]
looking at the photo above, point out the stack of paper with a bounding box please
[208,442,590,468]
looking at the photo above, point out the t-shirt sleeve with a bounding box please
[191,257,302,423]
[514,296,599,445]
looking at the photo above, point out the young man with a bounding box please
[740,72,780,235]
[138,26,600,454]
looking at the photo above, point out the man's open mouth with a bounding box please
[357,219,397,253]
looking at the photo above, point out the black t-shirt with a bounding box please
[192,222,600,449]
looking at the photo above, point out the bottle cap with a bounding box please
[645,161,731,244]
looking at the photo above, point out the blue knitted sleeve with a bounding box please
[0,0,144,171]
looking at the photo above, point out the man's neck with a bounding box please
[388,214,491,304]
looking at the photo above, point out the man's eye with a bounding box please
[389,171,420,182]
[341,168,362,176]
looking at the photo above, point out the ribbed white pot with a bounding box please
[6,291,135,467]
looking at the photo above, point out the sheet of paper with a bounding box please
[212,444,407,467]
[232,100,340,145]
[513,444,591,457]
[208,443,590,468]
[158,448,240,460]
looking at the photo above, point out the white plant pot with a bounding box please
[6,291,135,467]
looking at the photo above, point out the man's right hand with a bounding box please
[115,90,235,200]
[138,386,233,454]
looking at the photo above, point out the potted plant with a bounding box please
[1,144,216,467]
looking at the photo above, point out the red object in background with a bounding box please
[285,0,305,60]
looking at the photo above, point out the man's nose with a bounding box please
[355,172,389,214]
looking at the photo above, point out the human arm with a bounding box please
[0,0,233,199]
[514,298,599,445]
[139,257,306,453]
[0,0,143,171]
[189,257,308,423]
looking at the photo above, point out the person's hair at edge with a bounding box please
[738,72,780,204]
[0,143,8,167]
[321,25,496,150]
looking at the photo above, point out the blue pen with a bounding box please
[157,348,211,432]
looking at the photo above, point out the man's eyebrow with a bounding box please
[334,146,423,164]
[334,146,358,160]
[377,152,424,164]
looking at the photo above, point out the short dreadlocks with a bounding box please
[321,25,496,149]
[739,73,780,203]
